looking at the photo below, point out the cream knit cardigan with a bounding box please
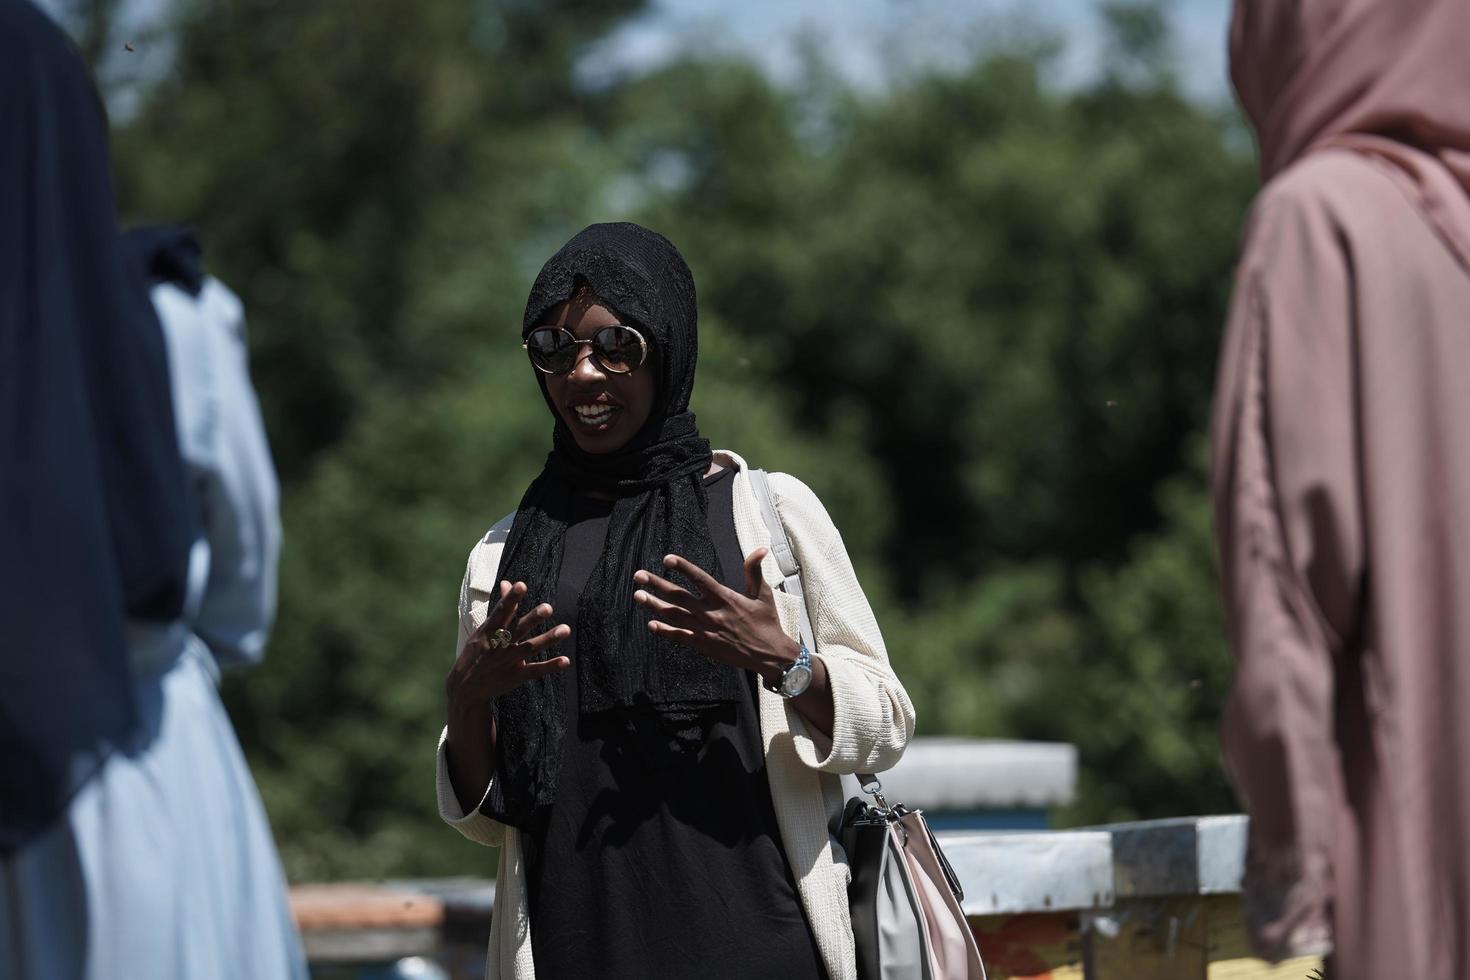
[435,449,915,980]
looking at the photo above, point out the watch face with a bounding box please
[781,663,814,697]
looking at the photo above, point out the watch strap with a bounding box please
[764,641,812,696]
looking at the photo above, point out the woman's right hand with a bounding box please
[445,580,572,718]
[444,580,570,812]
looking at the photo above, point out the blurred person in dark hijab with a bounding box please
[0,0,189,853]
[1212,1,1470,978]
[0,5,306,978]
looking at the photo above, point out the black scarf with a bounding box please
[491,222,745,827]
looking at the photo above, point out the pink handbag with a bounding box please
[841,779,988,980]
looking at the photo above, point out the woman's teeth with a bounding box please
[574,404,616,426]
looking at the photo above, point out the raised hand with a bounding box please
[444,580,571,811]
[446,580,572,718]
[632,548,800,685]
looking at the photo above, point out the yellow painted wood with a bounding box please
[1203,894,1324,980]
[969,896,1323,980]
[1086,898,1209,980]
[1207,955,1324,979]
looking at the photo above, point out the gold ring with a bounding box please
[491,628,513,649]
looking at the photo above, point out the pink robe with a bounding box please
[1216,2,1470,975]
[1212,147,1470,979]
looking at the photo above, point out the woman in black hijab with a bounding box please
[0,0,190,855]
[436,223,914,980]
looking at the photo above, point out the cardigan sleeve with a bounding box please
[769,473,915,775]
[434,524,515,849]
[436,724,505,847]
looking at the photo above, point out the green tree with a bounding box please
[114,0,644,478]
[610,39,1252,822]
[88,1,1259,877]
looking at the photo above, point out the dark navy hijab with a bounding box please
[124,224,207,296]
[0,0,191,852]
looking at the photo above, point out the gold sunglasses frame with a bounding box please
[522,324,650,376]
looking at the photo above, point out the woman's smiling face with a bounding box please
[538,290,656,454]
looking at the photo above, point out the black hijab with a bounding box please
[491,222,745,827]
[0,0,191,852]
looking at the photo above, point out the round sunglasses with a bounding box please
[522,324,649,375]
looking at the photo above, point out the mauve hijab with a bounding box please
[1230,0,1470,270]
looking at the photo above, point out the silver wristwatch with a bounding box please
[765,642,813,699]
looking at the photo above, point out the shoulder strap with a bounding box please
[747,468,814,650]
[750,468,887,789]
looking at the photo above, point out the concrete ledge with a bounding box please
[1097,814,1248,898]
[861,738,1077,811]
[942,830,1115,915]
[942,814,1253,917]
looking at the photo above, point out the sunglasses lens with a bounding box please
[526,329,576,373]
[594,326,645,373]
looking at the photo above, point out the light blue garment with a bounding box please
[1,278,308,980]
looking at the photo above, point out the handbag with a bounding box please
[747,468,988,980]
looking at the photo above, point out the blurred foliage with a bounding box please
[89,0,1253,878]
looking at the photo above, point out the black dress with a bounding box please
[509,467,826,979]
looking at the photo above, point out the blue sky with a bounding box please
[40,0,1237,105]
[581,0,1235,102]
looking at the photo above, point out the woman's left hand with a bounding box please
[633,548,799,682]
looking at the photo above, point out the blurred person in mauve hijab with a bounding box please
[1212,1,1470,978]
